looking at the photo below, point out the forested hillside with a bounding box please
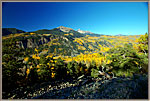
[2,26,148,99]
[2,28,25,36]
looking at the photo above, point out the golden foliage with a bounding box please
[36,65,40,68]
[32,54,40,59]
[73,38,84,45]
[88,45,93,49]
[88,37,99,39]
[64,34,69,36]
[51,66,54,70]
[46,53,53,59]
[37,69,40,72]
[43,34,51,36]
[30,33,35,35]
[35,48,38,52]
[24,57,29,62]
[64,52,109,66]
[30,66,33,69]
[70,33,74,36]
[51,72,55,78]
[58,48,63,50]
[78,46,86,50]
[26,69,30,76]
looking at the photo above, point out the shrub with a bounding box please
[91,68,99,78]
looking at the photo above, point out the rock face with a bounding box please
[16,41,25,49]
[15,36,50,49]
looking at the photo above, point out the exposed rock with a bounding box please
[27,39,36,48]
[16,41,25,49]
[57,26,74,32]
[15,36,50,49]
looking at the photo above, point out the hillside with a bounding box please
[2,27,141,57]
[31,26,85,38]
[2,26,86,56]
[2,26,148,99]
[2,28,25,36]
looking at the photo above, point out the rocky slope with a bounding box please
[33,74,148,99]
[4,74,148,99]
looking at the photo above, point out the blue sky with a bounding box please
[2,2,148,35]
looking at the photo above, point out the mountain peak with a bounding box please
[57,26,74,32]
[77,29,94,34]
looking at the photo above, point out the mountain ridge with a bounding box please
[2,28,25,36]
[77,29,94,34]
[2,26,126,37]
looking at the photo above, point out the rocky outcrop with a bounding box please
[16,41,25,49]
[15,36,51,49]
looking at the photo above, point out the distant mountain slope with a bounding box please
[32,28,64,35]
[32,26,85,38]
[77,29,94,34]
[77,29,102,37]
[2,28,25,36]
[84,33,102,37]
[115,34,126,36]
[2,26,86,56]
[2,26,140,57]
